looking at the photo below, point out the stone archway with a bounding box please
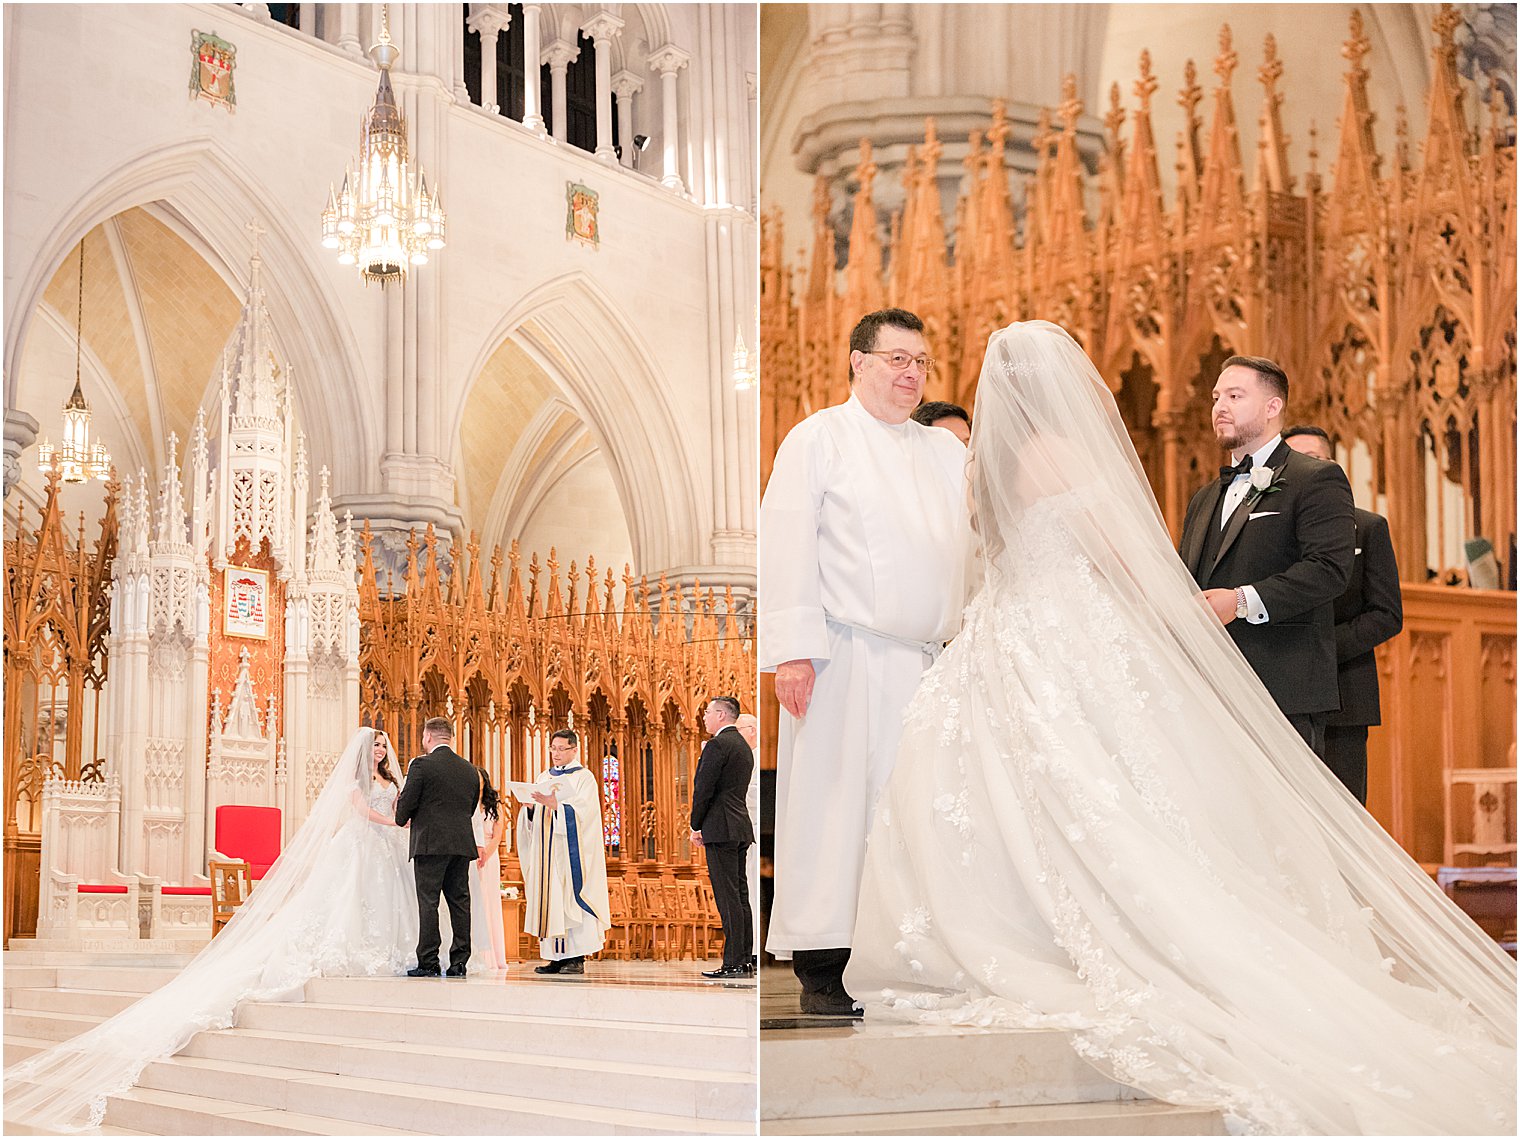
[452,272,704,579]
[4,140,373,493]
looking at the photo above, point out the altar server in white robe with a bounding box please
[515,729,612,974]
[760,308,969,1015]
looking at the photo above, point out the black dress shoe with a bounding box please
[559,956,585,974]
[703,964,742,978]
[534,959,563,974]
[406,965,442,977]
[800,990,862,1017]
[444,964,468,977]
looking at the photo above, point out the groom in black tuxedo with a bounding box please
[394,716,480,977]
[1180,356,1355,758]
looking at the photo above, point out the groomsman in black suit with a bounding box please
[1283,425,1404,803]
[1180,356,1356,758]
[690,696,756,978]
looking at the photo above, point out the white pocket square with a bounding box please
[1354,547,1363,555]
[1247,511,1280,520]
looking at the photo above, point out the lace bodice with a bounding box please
[367,779,399,815]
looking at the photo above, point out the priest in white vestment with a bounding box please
[760,308,969,1015]
[515,729,612,974]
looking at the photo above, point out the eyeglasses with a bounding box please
[863,349,935,374]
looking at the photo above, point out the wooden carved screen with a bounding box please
[762,6,1515,581]
[3,471,117,941]
[758,5,1516,869]
[357,525,755,956]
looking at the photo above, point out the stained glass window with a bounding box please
[602,745,620,851]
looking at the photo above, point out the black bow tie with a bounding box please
[1219,456,1253,485]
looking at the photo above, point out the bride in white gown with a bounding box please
[845,321,1516,1135]
[4,727,417,1133]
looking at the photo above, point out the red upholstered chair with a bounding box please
[213,805,282,880]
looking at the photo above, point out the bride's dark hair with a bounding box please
[478,766,502,821]
[372,731,399,787]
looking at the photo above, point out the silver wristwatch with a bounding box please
[1234,587,1249,620]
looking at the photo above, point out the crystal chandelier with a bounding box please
[321,6,445,285]
[37,240,111,483]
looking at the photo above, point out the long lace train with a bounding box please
[845,323,1516,1136]
[4,728,417,1132]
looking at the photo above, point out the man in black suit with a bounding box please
[690,696,756,979]
[1179,356,1356,758]
[394,716,481,977]
[1284,425,1404,802]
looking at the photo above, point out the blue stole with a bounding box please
[546,766,599,920]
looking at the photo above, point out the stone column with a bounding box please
[611,70,643,167]
[468,5,512,114]
[745,71,758,211]
[299,2,316,35]
[520,3,546,133]
[648,45,691,192]
[336,3,361,56]
[450,3,470,102]
[543,39,579,142]
[3,409,38,497]
[579,12,624,164]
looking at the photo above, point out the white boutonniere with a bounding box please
[1248,466,1285,499]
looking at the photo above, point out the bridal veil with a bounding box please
[847,321,1516,1134]
[4,727,408,1132]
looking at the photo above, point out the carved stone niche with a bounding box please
[206,647,278,841]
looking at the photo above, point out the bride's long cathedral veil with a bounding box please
[969,322,1513,1029]
[4,727,402,1132]
[850,320,1514,1132]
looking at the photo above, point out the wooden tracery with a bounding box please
[3,470,117,939]
[357,523,756,950]
[762,5,1516,582]
[759,5,1516,872]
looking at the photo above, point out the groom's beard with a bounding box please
[1214,414,1264,453]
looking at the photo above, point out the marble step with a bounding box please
[180,1025,754,1120]
[304,974,752,1029]
[4,987,755,1074]
[9,987,145,1017]
[105,1087,428,1136]
[6,1117,155,1136]
[3,966,61,994]
[761,1025,1134,1119]
[5,941,201,965]
[132,1053,755,1135]
[765,1099,1227,1135]
[5,1034,63,1066]
[5,965,181,994]
[237,998,756,1072]
[3,1007,105,1044]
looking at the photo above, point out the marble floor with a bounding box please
[6,949,758,1135]
[757,967,1224,1136]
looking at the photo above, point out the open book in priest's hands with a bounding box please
[505,779,566,804]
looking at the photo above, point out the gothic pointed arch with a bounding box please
[452,271,703,577]
[4,139,373,487]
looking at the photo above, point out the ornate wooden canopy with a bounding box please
[761,5,1516,582]
[356,522,755,877]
